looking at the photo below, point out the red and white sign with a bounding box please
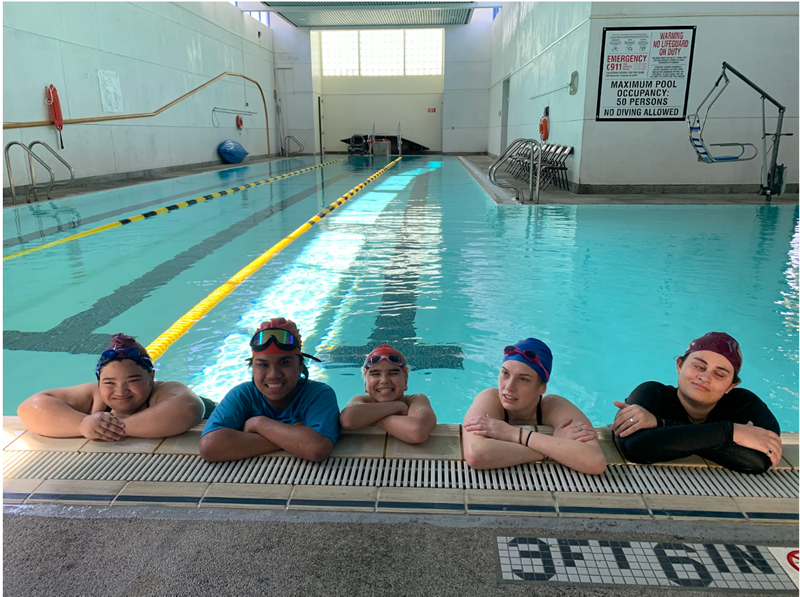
[428,108,436,113]
[596,26,695,121]
[768,547,800,588]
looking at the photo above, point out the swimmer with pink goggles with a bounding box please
[362,345,408,371]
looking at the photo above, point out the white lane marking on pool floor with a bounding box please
[496,537,798,591]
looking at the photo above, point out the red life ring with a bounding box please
[236,115,244,130]
[45,84,64,149]
[539,115,549,141]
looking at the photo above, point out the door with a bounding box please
[500,78,510,153]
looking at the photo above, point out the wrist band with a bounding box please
[519,428,523,444]
[525,430,533,447]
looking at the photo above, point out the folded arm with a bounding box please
[374,394,437,444]
[242,417,334,462]
[116,382,204,438]
[340,397,408,430]
[199,427,281,462]
[17,383,96,438]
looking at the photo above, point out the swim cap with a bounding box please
[96,333,154,378]
[684,332,742,377]
[502,338,552,384]
[363,345,409,378]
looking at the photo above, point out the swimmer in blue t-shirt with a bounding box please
[200,318,340,463]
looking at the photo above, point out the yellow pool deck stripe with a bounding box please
[3,158,344,262]
[145,157,402,361]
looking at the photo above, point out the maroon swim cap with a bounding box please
[684,332,742,377]
[106,333,151,359]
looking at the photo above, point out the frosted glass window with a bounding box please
[360,30,404,76]
[405,29,443,75]
[322,31,360,76]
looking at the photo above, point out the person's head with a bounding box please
[95,333,155,414]
[248,317,320,403]
[498,338,552,412]
[361,345,409,403]
[675,332,741,408]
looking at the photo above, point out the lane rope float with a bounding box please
[3,158,344,262]
[146,157,403,361]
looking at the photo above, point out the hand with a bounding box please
[79,412,125,442]
[553,418,598,443]
[733,421,782,467]
[612,400,657,437]
[244,416,267,434]
[463,414,516,443]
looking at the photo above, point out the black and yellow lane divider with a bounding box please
[145,157,402,360]
[2,158,344,262]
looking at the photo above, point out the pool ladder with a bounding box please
[4,140,75,204]
[284,135,304,157]
[489,138,542,204]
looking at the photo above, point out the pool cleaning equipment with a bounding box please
[688,61,793,200]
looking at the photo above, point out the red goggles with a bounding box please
[503,346,549,382]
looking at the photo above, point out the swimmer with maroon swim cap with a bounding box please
[17,333,205,441]
[200,317,340,463]
[613,331,782,474]
[462,338,606,476]
[339,345,436,444]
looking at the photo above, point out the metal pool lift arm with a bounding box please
[689,61,792,199]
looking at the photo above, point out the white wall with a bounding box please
[3,2,279,190]
[310,30,322,155]
[270,13,316,155]
[320,74,444,152]
[580,2,799,188]
[443,8,492,154]
[487,2,593,181]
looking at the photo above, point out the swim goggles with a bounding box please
[363,353,407,370]
[250,328,300,352]
[503,346,549,382]
[95,348,154,378]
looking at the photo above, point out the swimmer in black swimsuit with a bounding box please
[18,333,207,441]
[612,332,782,474]
[462,338,606,475]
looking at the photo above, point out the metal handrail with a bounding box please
[368,121,376,156]
[397,121,402,157]
[284,135,304,157]
[488,138,543,204]
[3,71,271,154]
[4,141,54,205]
[28,140,75,201]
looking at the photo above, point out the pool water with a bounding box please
[3,156,798,430]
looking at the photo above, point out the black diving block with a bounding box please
[340,135,430,155]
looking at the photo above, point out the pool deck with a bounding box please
[4,417,798,594]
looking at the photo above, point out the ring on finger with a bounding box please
[768,449,773,455]
[629,417,637,424]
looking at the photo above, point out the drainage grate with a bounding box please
[2,452,797,497]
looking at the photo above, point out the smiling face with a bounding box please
[252,353,301,405]
[676,350,739,417]
[364,360,408,403]
[98,359,155,415]
[498,359,546,418]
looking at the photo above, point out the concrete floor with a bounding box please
[4,503,796,597]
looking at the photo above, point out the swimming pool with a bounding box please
[3,156,798,430]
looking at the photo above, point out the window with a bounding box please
[231,1,270,27]
[322,29,443,76]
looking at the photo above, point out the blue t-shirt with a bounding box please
[202,379,340,443]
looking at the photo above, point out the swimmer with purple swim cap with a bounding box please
[17,333,205,441]
[339,345,437,444]
[462,338,606,475]
[613,332,782,474]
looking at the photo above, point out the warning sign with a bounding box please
[768,547,800,588]
[596,26,696,121]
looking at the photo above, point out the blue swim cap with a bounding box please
[502,338,552,383]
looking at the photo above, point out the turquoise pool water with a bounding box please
[4,156,798,430]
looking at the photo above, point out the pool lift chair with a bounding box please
[688,61,792,200]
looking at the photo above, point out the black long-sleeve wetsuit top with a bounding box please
[614,381,780,475]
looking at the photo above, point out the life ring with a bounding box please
[539,115,549,141]
[236,115,244,130]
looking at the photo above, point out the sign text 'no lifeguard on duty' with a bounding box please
[596,26,696,121]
